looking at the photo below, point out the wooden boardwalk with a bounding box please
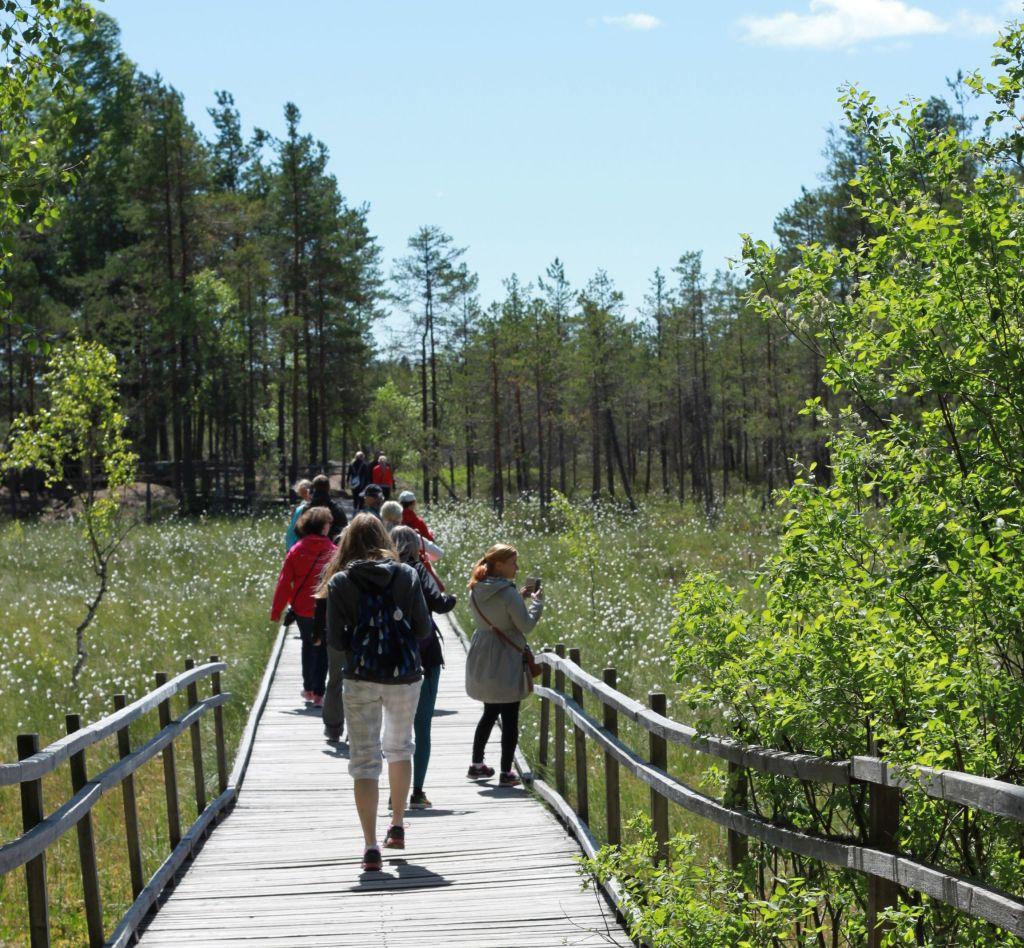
[137,615,631,947]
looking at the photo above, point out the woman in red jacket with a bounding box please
[371,454,395,499]
[270,506,336,706]
[398,490,434,541]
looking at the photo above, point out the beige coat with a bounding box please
[465,577,543,703]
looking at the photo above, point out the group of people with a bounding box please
[271,456,544,872]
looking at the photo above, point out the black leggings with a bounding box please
[472,701,521,773]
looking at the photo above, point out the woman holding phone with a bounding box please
[464,544,543,786]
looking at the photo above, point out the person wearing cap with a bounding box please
[371,454,395,499]
[362,483,384,517]
[399,490,435,542]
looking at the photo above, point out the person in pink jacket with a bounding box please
[270,506,336,706]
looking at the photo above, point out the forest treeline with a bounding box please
[0,11,970,513]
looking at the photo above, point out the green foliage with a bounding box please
[664,21,1024,943]
[1,338,137,678]
[0,0,93,316]
[550,489,601,620]
[365,378,420,472]
[582,818,854,947]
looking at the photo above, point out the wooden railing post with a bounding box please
[648,692,670,865]
[155,671,182,848]
[538,650,551,772]
[113,694,145,900]
[210,655,228,794]
[65,714,104,948]
[184,658,207,814]
[554,643,567,797]
[603,668,621,847]
[17,733,50,948]
[726,761,749,870]
[569,648,589,824]
[867,775,901,946]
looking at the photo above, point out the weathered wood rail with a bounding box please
[0,626,287,948]
[530,646,1024,944]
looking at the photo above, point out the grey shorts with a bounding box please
[342,678,423,780]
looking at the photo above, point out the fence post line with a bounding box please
[65,714,104,948]
[155,671,183,848]
[184,658,207,815]
[538,650,551,772]
[648,692,670,865]
[554,643,567,798]
[603,668,621,847]
[867,748,901,948]
[726,761,749,870]
[113,694,145,899]
[17,733,50,948]
[568,648,589,825]
[210,655,229,795]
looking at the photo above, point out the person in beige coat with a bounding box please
[464,544,543,786]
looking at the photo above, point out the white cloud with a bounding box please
[602,13,663,31]
[954,10,1002,35]
[739,0,946,49]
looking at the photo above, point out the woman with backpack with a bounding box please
[464,544,543,787]
[391,526,456,810]
[284,478,312,551]
[270,506,336,707]
[320,514,431,872]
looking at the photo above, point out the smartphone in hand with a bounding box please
[523,576,542,595]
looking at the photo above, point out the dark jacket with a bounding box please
[308,489,348,540]
[347,458,371,491]
[404,556,456,670]
[326,559,431,684]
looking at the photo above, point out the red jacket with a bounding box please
[371,463,394,488]
[270,534,336,621]
[401,507,434,542]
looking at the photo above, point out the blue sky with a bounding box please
[99,0,1016,335]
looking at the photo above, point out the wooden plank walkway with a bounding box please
[137,614,631,947]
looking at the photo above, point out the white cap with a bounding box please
[398,490,416,504]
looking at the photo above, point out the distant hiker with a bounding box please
[270,506,336,707]
[392,526,456,810]
[285,478,312,551]
[399,490,435,542]
[321,514,431,871]
[465,544,543,787]
[385,498,444,584]
[307,474,348,540]
[361,483,384,518]
[371,454,395,499]
[347,451,371,511]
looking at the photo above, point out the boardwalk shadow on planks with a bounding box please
[350,859,451,892]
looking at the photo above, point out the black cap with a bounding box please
[362,484,384,497]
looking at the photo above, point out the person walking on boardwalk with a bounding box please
[347,451,371,511]
[284,478,312,551]
[464,544,543,787]
[307,473,348,540]
[398,490,435,541]
[392,526,456,809]
[322,514,431,871]
[361,483,384,518]
[271,506,336,707]
[371,454,395,499]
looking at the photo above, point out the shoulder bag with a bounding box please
[470,589,542,680]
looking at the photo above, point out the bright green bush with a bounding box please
[667,21,1024,946]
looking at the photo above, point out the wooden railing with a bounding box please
[529,645,1024,944]
[0,625,287,947]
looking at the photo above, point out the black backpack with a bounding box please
[346,572,420,680]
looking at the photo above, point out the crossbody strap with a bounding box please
[470,589,526,656]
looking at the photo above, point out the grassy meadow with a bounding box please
[429,496,778,854]
[0,514,285,945]
[0,496,778,944]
